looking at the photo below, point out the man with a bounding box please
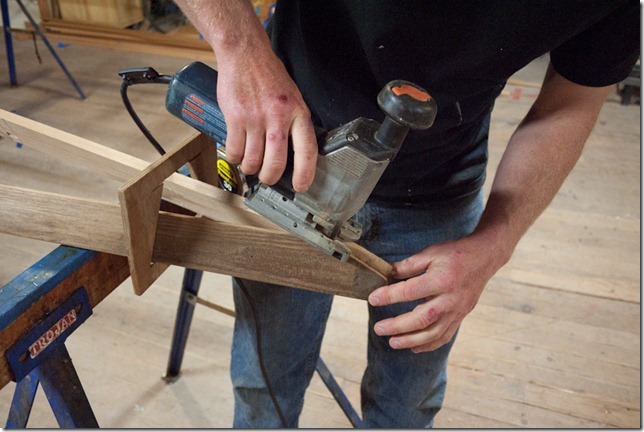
[174,1,639,427]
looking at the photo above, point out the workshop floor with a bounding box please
[0,32,640,428]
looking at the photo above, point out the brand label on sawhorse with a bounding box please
[6,287,92,382]
[28,308,78,359]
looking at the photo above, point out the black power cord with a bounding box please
[118,67,172,155]
[118,69,288,428]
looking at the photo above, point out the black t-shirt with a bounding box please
[268,1,639,204]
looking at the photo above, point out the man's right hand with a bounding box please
[174,0,318,192]
[216,53,317,192]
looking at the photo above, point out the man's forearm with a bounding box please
[473,64,613,267]
[173,0,271,62]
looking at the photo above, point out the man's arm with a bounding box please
[367,64,613,353]
[173,0,317,192]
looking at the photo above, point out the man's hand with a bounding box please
[173,0,318,192]
[216,56,317,192]
[368,235,497,353]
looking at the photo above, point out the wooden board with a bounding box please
[0,184,389,300]
[40,19,211,50]
[0,109,272,230]
[20,18,213,60]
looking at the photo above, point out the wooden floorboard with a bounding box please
[0,31,639,428]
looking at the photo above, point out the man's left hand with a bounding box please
[367,237,495,353]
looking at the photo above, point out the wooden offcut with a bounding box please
[118,132,218,295]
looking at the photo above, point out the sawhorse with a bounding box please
[1,246,130,428]
[163,269,365,428]
[1,250,363,427]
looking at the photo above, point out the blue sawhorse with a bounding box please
[1,246,130,428]
[1,248,362,427]
[1,0,85,98]
[163,269,365,428]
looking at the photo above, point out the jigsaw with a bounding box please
[121,62,437,261]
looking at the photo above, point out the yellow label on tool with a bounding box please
[217,158,238,194]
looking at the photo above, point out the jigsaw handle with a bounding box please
[375,80,437,150]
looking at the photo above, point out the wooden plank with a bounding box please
[443,277,640,428]
[34,31,213,61]
[496,202,639,304]
[0,186,127,255]
[40,19,211,49]
[440,384,608,428]
[478,277,639,334]
[451,336,639,402]
[120,180,167,294]
[0,184,389,300]
[0,109,273,230]
[459,304,638,372]
[435,406,517,428]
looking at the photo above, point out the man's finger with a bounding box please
[368,275,441,307]
[290,114,317,193]
[386,314,454,350]
[224,125,245,164]
[410,321,460,354]
[392,253,431,279]
[374,300,445,336]
[259,127,289,184]
[240,129,265,175]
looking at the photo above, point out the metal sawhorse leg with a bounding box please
[1,0,85,99]
[1,0,16,86]
[164,269,364,428]
[7,345,98,428]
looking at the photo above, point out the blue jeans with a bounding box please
[230,192,484,428]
